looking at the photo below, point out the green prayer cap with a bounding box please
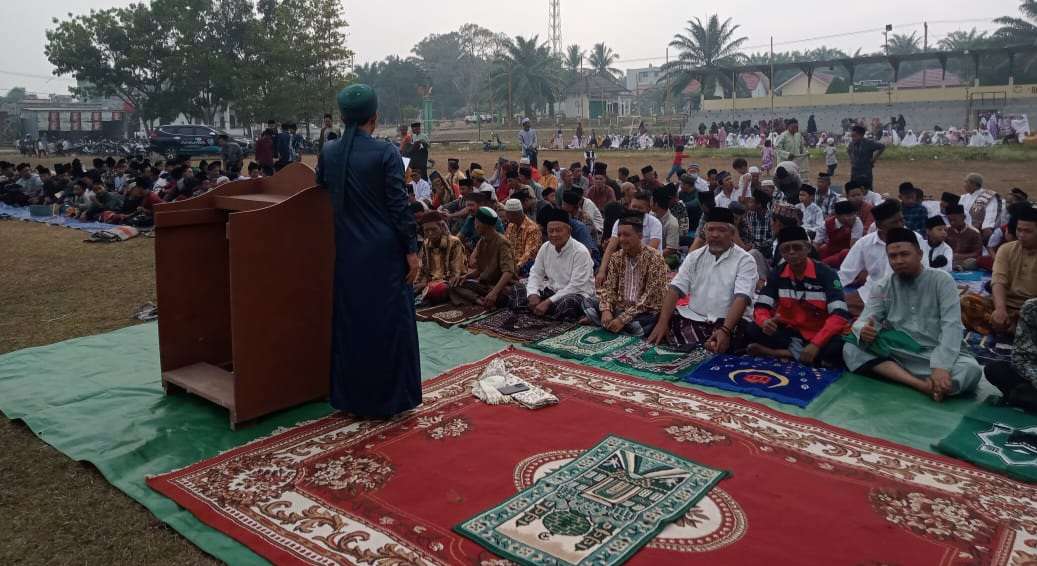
[337,84,378,124]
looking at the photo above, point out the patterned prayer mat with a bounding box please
[530,326,638,360]
[935,400,1037,483]
[963,331,1014,367]
[415,303,492,327]
[683,355,844,408]
[595,340,712,380]
[149,349,1037,565]
[455,435,727,566]
[464,309,577,342]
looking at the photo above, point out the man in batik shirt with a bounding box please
[415,211,467,304]
[583,214,669,336]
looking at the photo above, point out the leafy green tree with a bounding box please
[659,15,748,101]
[3,87,27,103]
[486,35,562,119]
[45,3,187,131]
[563,44,585,79]
[353,56,429,125]
[995,0,1037,44]
[938,28,990,50]
[886,32,921,55]
[587,43,621,78]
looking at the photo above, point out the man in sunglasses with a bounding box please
[747,226,851,367]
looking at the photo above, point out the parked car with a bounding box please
[149,124,252,159]
[464,113,494,124]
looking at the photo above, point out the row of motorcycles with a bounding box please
[18,137,150,159]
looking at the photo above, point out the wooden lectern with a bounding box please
[154,163,333,428]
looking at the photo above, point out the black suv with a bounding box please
[149,124,251,159]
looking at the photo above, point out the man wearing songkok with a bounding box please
[415,211,467,304]
[583,214,669,336]
[503,198,542,275]
[944,203,983,271]
[561,187,604,238]
[449,207,516,308]
[648,207,758,352]
[939,191,960,223]
[517,208,595,321]
[596,191,663,284]
[843,227,981,400]
[815,200,863,268]
[839,199,928,312]
[748,226,851,367]
[962,205,1037,335]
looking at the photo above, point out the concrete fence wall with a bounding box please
[686,96,1037,135]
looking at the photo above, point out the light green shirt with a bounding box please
[851,267,964,371]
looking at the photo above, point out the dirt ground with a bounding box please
[0,147,1035,564]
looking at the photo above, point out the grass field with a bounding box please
[1,146,1036,564]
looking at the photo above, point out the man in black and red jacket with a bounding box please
[747,226,851,368]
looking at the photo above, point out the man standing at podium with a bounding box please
[317,84,421,418]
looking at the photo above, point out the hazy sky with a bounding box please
[1,0,1024,96]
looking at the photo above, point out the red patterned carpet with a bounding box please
[149,349,1037,565]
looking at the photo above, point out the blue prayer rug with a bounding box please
[683,355,844,408]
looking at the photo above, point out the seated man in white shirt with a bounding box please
[648,207,759,353]
[595,191,663,284]
[921,215,953,272]
[838,199,928,315]
[518,208,596,321]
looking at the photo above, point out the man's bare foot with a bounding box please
[747,343,793,359]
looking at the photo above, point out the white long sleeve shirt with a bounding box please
[838,231,930,304]
[920,240,954,273]
[669,244,758,322]
[581,197,604,234]
[797,202,824,234]
[959,189,1002,230]
[526,238,596,300]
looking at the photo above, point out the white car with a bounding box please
[464,114,494,124]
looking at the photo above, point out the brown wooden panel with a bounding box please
[212,193,289,212]
[227,185,333,423]
[155,220,233,373]
[162,363,236,410]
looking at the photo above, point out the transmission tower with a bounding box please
[548,0,561,56]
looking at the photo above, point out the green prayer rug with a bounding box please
[530,326,638,360]
[934,400,1037,483]
[594,340,712,380]
[455,435,727,566]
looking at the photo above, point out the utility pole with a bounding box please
[769,36,775,112]
[884,24,892,54]
[923,21,929,87]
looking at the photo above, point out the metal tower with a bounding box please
[548,0,561,56]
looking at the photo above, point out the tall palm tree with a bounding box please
[994,0,1037,44]
[886,32,921,55]
[938,28,989,51]
[659,15,748,98]
[563,44,584,76]
[587,42,621,78]
[486,35,563,118]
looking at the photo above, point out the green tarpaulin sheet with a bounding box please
[935,399,1037,482]
[0,322,1005,564]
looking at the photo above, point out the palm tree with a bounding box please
[659,15,748,99]
[563,44,584,76]
[938,28,989,51]
[886,32,921,55]
[587,42,621,78]
[994,0,1037,44]
[486,35,563,118]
